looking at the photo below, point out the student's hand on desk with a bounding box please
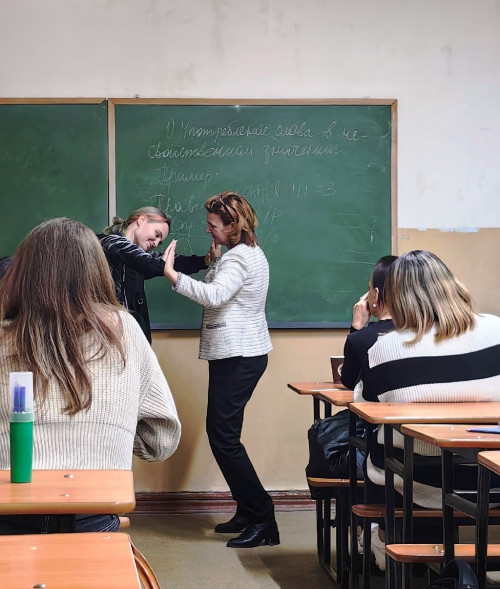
[352,292,370,330]
[162,240,179,284]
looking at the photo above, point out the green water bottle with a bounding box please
[9,372,34,483]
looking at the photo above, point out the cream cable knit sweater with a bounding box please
[0,311,181,470]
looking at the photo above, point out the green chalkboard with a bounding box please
[111,100,396,328]
[0,100,109,254]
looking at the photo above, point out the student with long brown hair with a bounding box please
[0,218,181,534]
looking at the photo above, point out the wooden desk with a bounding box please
[287,381,341,394]
[479,450,500,474]
[401,424,500,449]
[288,381,351,419]
[350,401,500,425]
[398,425,500,588]
[289,381,353,585]
[473,450,500,587]
[0,469,136,516]
[0,532,140,588]
[0,469,135,532]
[316,389,353,408]
[349,403,500,589]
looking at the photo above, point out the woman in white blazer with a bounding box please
[163,191,277,549]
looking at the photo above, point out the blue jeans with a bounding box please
[0,514,120,534]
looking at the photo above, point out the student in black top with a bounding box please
[340,255,397,389]
[97,206,218,342]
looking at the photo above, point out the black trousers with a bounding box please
[207,355,274,524]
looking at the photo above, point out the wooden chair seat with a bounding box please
[305,476,365,586]
[386,543,500,563]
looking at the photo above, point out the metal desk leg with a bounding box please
[349,410,367,589]
[442,448,457,564]
[402,434,414,589]
[313,396,321,421]
[349,409,360,589]
[312,397,332,421]
[476,464,491,587]
[384,424,398,589]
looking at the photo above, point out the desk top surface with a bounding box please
[0,532,140,588]
[478,451,500,475]
[0,469,136,515]
[401,424,500,448]
[349,402,500,424]
[316,389,354,407]
[287,381,347,395]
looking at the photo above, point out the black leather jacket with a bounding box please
[97,233,206,342]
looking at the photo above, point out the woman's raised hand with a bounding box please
[162,240,178,282]
[204,238,221,265]
[352,292,370,330]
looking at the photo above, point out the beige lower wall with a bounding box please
[133,228,500,492]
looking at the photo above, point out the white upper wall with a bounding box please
[1,0,498,229]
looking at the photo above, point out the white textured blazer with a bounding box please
[174,243,273,360]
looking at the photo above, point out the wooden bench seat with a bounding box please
[386,543,500,563]
[307,476,364,488]
[306,476,364,587]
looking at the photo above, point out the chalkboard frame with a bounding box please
[108,98,398,329]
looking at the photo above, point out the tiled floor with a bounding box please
[128,512,500,588]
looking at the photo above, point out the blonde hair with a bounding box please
[0,218,126,415]
[385,250,476,344]
[204,191,258,248]
[103,206,171,236]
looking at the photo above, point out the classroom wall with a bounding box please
[1,0,499,492]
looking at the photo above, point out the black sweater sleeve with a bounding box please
[340,336,361,390]
[98,234,207,279]
[173,254,207,275]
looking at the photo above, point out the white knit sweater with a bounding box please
[174,243,273,360]
[0,311,181,471]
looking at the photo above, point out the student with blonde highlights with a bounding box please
[0,218,181,535]
[98,206,218,342]
[162,191,278,549]
[354,250,500,570]
[385,250,476,342]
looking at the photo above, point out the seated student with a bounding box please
[354,249,500,569]
[97,206,219,342]
[340,255,397,389]
[0,218,181,534]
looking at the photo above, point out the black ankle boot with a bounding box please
[226,520,280,548]
[214,514,250,533]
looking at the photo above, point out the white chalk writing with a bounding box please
[148,142,253,159]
